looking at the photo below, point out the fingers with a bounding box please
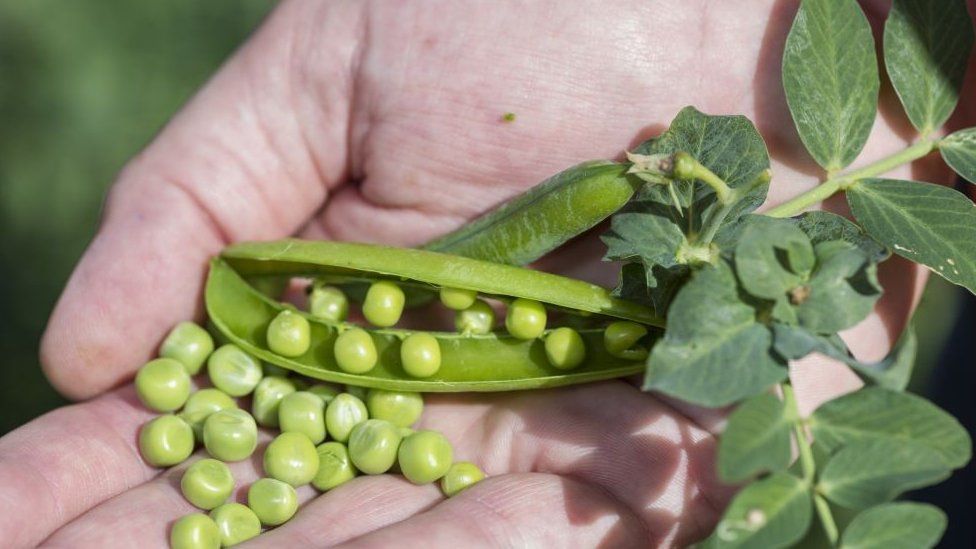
[0,386,159,547]
[40,0,362,400]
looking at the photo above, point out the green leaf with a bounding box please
[794,241,881,334]
[734,218,814,301]
[818,439,949,509]
[789,210,888,263]
[782,0,879,171]
[839,502,946,549]
[700,473,812,548]
[610,262,655,309]
[940,127,976,184]
[847,178,976,293]
[645,261,787,407]
[884,0,974,134]
[810,387,972,469]
[718,393,793,483]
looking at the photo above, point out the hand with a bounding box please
[8,0,967,546]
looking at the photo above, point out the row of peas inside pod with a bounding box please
[264,278,654,376]
[133,321,486,549]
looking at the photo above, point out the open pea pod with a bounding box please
[207,239,662,392]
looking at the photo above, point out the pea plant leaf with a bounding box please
[940,127,976,184]
[793,241,881,334]
[717,393,793,483]
[734,219,814,302]
[839,502,947,549]
[847,178,976,294]
[883,0,974,134]
[817,438,950,509]
[644,261,787,407]
[700,473,812,549]
[782,0,879,171]
[810,387,972,469]
[788,210,888,263]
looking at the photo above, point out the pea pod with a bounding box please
[423,161,640,265]
[206,240,661,392]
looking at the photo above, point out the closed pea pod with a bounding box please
[325,393,368,443]
[248,478,298,526]
[267,309,311,357]
[251,375,296,428]
[398,430,453,484]
[347,419,403,475]
[207,344,263,397]
[366,389,424,427]
[160,321,215,375]
[544,327,586,370]
[278,391,326,444]
[505,298,547,340]
[263,431,320,487]
[135,358,191,413]
[181,458,235,510]
[440,461,486,497]
[362,280,405,327]
[312,442,357,491]
[334,328,378,374]
[400,333,441,378]
[170,513,220,549]
[309,283,349,322]
[203,408,258,462]
[139,414,194,467]
[209,503,261,547]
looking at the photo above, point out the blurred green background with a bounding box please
[0,0,963,436]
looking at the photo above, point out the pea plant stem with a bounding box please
[764,139,939,218]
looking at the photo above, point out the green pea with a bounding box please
[325,393,368,443]
[344,384,369,402]
[439,287,477,310]
[397,430,453,484]
[251,376,296,428]
[544,327,586,370]
[135,358,191,413]
[366,389,423,428]
[267,309,311,357]
[399,333,441,378]
[139,414,194,467]
[312,441,357,491]
[455,299,495,335]
[291,377,310,391]
[278,391,326,444]
[180,389,237,443]
[603,321,649,360]
[440,461,485,497]
[181,458,235,510]
[207,344,263,397]
[307,384,339,404]
[334,328,377,374]
[170,513,220,549]
[247,478,298,527]
[362,280,405,327]
[160,321,215,376]
[203,408,258,462]
[264,431,321,487]
[262,362,290,377]
[309,284,349,322]
[348,419,403,475]
[505,298,547,340]
[209,503,261,547]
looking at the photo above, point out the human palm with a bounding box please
[4,1,965,547]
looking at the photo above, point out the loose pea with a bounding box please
[603,321,649,360]
[439,287,477,310]
[505,298,547,339]
[181,458,235,510]
[180,389,237,443]
[362,280,405,327]
[344,384,369,402]
[170,513,220,549]
[440,461,486,497]
[139,414,194,467]
[348,419,403,475]
[160,322,215,376]
[309,284,349,322]
[544,327,586,370]
[207,344,263,397]
[278,391,327,444]
[135,358,191,413]
[334,328,377,374]
[203,408,258,462]
[267,309,311,357]
[209,503,261,547]
[264,431,321,487]
[251,376,296,428]
[248,478,298,527]
[397,430,453,484]
[307,383,339,404]
[455,299,495,335]
[325,393,368,443]
[312,442,357,491]
[366,389,424,427]
[400,333,441,378]
[262,363,290,377]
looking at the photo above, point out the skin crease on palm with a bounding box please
[2,0,973,547]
